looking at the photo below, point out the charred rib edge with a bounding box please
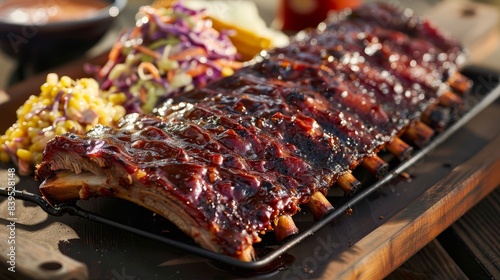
[38,152,256,262]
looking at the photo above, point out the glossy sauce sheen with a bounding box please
[0,0,107,24]
[37,3,467,259]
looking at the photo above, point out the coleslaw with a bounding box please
[93,2,241,114]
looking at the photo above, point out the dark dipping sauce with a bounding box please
[0,0,108,24]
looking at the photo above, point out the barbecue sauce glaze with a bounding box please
[37,3,467,260]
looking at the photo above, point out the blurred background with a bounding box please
[0,0,499,89]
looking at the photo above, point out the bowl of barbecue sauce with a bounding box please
[0,0,127,80]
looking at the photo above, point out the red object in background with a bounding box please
[275,0,363,32]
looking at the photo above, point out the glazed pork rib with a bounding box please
[36,3,471,261]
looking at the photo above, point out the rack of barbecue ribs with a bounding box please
[35,3,473,261]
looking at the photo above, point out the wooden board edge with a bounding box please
[321,133,500,280]
[0,230,88,280]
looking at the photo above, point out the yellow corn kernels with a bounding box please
[0,73,127,175]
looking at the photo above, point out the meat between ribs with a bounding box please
[35,3,469,261]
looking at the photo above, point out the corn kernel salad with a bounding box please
[0,73,126,175]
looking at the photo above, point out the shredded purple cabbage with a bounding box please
[91,2,239,114]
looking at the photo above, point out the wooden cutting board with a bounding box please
[0,1,498,280]
[321,133,500,279]
[426,0,500,65]
[0,230,88,280]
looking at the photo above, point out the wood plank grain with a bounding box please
[0,230,88,280]
[321,133,500,280]
[385,239,468,280]
[426,1,500,65]
[447,187,500,278]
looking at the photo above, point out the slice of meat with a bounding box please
[36,123,259,261]
[36,114,335,261]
